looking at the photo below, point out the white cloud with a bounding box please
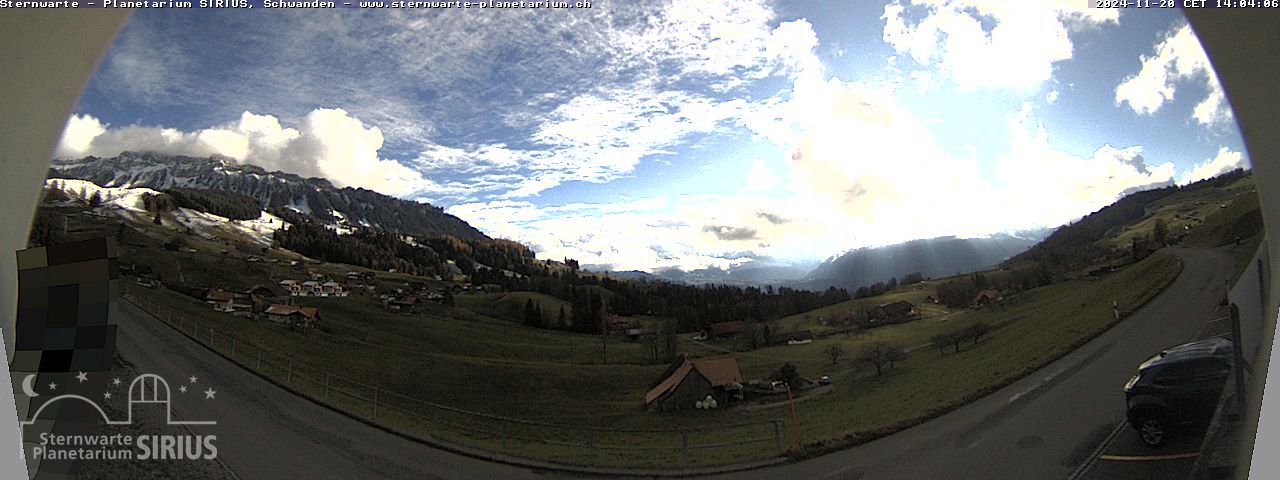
[54,110,434,197]
[882,0,1117,91]
[1045,90,1059,104]
[996,106,1176,228]
[1180,147,1248,185]
[1115,22,1232,128]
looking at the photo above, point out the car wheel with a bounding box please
[1137,416,1166,447]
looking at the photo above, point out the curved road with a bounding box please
[718,247,1232,480]
[114,248,1230,479]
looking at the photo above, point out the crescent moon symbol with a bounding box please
[20,374,38,398]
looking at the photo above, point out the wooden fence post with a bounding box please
[324,371,330,400]
[373,387,379,419]
[287,358,293,384]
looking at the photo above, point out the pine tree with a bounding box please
[523,299,540,327]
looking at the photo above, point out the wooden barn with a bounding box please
[644,356,744,412]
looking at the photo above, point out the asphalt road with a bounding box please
[114,297,551,479]
[715,247,1232,480]
[112,247,1230,479]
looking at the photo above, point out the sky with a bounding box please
[56,2,1250,272]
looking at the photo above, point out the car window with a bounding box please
[1187,358,1230,381]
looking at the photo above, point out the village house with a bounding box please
[278,279,303,296]
[320,281,344,297]
[301,280,322,296]
[264,304,320,332]
[873,300,915,320]
[386,295,418,312]
[644,356,744,412]
[608,316,633,334]
[770,330,814,346]
[973,289,1003,307]
[708,320,744,340]
[204,289,235,313]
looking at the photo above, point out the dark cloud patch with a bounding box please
[703,225,759,241]
[755,211,788,224]
[1119,153,1151,175]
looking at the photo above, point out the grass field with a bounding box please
[1100,175,1257,251]
[120,247,1184,468]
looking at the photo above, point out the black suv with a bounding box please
[1124,337,1233,446]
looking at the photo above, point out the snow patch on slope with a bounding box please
[46,178,159,212]
[48,178,288,245]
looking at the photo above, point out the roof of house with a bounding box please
[709,320,744,335]
[878,300,913,311]
[644,359,700,405]
[302,281,321,287]
[264,304,296,315]
[643,356,743,405]
[321,281,342,287]
[278,279,299,285]
[692,357,743,387]
[974,289,1002,301]
[264,304,320,319]
[206,290,235,302]
[390,296,418,305]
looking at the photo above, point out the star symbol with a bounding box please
[179,385,188,394]
[189,375,198,384]
[112,378,121,386]
[48,382,57,391]
[103,392,112,400]
[203,388,216,400]
[75,371,88,383]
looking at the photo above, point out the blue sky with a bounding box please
[56,2,1249,272]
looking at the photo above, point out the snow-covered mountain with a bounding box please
[50,152,486,241]
[44,178,288,245]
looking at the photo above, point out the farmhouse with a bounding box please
[386,295,418,312]
[644,356,744,412]
[874,300,915,320]
[973,289,1003,307]
[708,320,744,340]
[264,304,320,331]
[771,330,814,346]
[608,316,633,333]
[204,289,235,313]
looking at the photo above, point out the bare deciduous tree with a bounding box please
[823,344,846,365]
[965,322,992,346]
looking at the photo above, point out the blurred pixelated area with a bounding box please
[12,237,118,479]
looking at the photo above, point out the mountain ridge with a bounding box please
[50,152,487,241]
